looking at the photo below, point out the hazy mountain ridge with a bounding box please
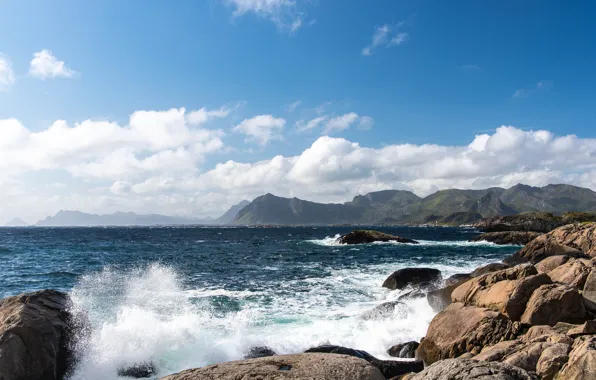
[5,218,28,227]
[232,184,596,225]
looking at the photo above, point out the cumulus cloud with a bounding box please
[295,115,328,132]
[0,54,15,91]
[233,114,285,145]
[186,106,232,125]
[226,0,305,32]
[362,24,409,56]
[29,49,78,79]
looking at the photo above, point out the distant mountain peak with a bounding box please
[5,217,28,227]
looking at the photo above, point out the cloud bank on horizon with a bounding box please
[1,105,595,223]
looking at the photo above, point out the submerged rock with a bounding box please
[0,289,76,380]
[338,230,419,245]
[159,353,385,380]
[382,268,442,290]
[387,341,419,358]
[244,346,277,359]
[469,231,542,245]
[117,362,156,378]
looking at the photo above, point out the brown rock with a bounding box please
[536,255,570,273]
[0,290,75,380]
[382,268,442,290]
[444,273,471,287]
[548,260,591,289]
[470,262,511,277]
[470,231,542,245]
[415,303,521,366]
[503,341,552,373]
[536,343,570,380]
[159,353,386,380]
[339,230,419,245]
[582,269,596,313]
[567,321,596,338]
[521,325,573,345]
[408,359,537,380]
[451,264,551,321]
[520,284,588,326]
[505,223,596,265]
[556,336,596,380]
[474,340,521,362]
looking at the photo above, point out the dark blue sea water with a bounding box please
[0,226,518,379]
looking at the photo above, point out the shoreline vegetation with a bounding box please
[2,214,596,379]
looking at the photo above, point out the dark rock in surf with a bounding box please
[304,345,423,379]
[444,273,471,287]
[0,290,76,380]
[361,301,405,320]
[469,231,542,245]
[338,230,419,245]
[387,341,419,358]
[382,268,442,290]
[397,289,426,301]
[117,362,156,378]
[244,346,277,359]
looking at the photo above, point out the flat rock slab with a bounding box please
[159,353,386,380]
[338,230,419,245]
[408,358,537,380]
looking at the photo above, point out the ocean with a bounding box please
[0,226,518,379]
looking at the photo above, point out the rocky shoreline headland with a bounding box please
[3,220,596,379]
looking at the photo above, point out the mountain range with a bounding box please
[232,184,596,225]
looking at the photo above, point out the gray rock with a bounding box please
[387,341,419,358]
[408,358,538,380]
[382,268,442,290]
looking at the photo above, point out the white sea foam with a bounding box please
[307,234,516,247]
[68,257,492,379]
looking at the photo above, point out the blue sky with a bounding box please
[1,0,596,222]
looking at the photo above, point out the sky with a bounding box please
[1,0,596,223]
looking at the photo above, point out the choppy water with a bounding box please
[0,226,518,379]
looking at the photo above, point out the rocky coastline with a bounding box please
[3,222,596,379]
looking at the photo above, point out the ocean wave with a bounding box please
[185,288,265,298]
[307,235,515,248]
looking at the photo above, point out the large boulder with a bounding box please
[387,341,419,359]
[304,345,423,378]
[361,301,404,320]
[520,284,588,326]
[504,223,596,265]
[536,255,570,273]
[556,336,596,380]
[338,230,419,245]
[444,273,472,287]
[159,353,386,380]
[408,358,537,380]
[470,262,511,277]
[415,303,522,366]
[547,260,591,289]
[427,283,460,313]
[0,290,75,380]
[581,269,596,312]
[470,231,542,245]
[451,264,552,321]
[382,268,442,290]
[244,346,277,359]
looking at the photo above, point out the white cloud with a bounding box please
[362,24,409,56]
[29,49,78,79]
[358,116,374,130]
[513,80,553,98]
[287,100,301,112]
[323,112,359,134]
[186,106,232,125]
[226,0,305,32]
[0,54,15,91]
[233,114,285,145]
[295,115,328,132]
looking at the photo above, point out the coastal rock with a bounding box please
[361,301,404,320]
[244,346,277,359]
[338,230,419,245]
[581,269,596,312]
[470,231,542,245]
[415,303,522,366]
[382,268,442,290]
[451,264,551,321]
[397,289,426,301]
[556,336,596,380]
[521,325,573,345]
[473,212,565,233]
[427,283,460,313]
[520,284,587,326]
[504,223,596,265]
[566,321,596,338]
[0,290,75,380]
[444,273,472,287]
[470,262,511,277]
[387,341,419,358]
[117,362,156,378]
[304,345,423,378]
[408,358,537,380]
[547,260,591,289]
[159,353,386,380]
[536,255,570,273]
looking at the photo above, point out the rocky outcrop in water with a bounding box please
[504,223,596,265]
[382,267,442,290]
[160,353,386,380]
[0,290,75,380]
[338,230,419,245]
[470,231,542,245]
[387,341,419,358]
